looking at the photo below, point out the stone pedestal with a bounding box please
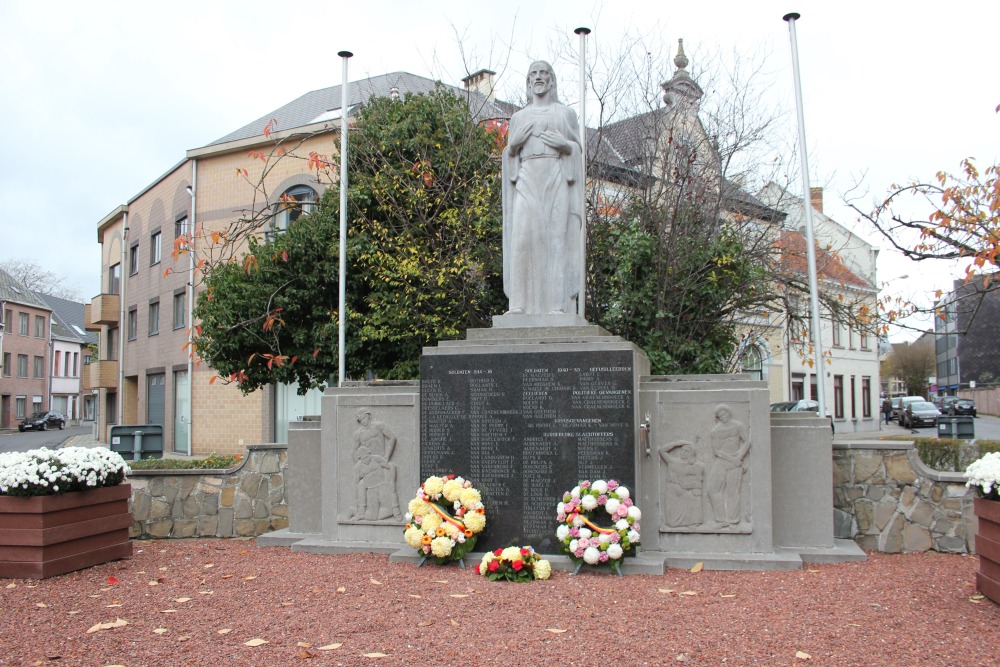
[974,497,1000,605]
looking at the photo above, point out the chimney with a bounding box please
[810,187,823,213]
[462,69,496,103]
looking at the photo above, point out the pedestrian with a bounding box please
[881,397,893,425]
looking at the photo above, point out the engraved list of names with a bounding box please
[420,350,635,552]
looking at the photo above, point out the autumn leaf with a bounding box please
[720,594,737,598]
[362,653,388,658]
[87,618,128,633]
[545,628,568,634]
[217,629,233,635]
[244,638,269,647]
[153,628,169,635]
[369,578,382,585]
[795,651,812,660]
[658,588,674,594]
[336,586,347,593]
[317,643,343,650]
[448,594,468,598]
[106,576,119,585]
[690,562,703,573]
[679,591,698,596]
[407,594,421,598]
[417,621,433,627]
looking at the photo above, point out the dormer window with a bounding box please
[271,185,317,235]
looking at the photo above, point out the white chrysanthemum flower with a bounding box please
[615,486,630,500]
[591,480,608,495]
[605,498,620,515]
[569,539,579,552]
[615,519,629,531]
[581,494,598,511]
[627,529,640,544]
[571,486,581,498]
[572,514,584,528]
[578,527,592,539]
[627,506,641,521]
[556,525,570,541]
[557,501,566,514]
[599,532,611,544]
[607,543,624,560]
[583,546,600,564]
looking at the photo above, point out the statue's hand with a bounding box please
[509,121,533,150]
[540,130,571,154]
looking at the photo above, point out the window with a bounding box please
[834,375,844,419]
[34,314,45,337]
[860,330,869,350]
[72,352,78,376]
[173,290,186,330]
[810,374,818,401]
[175,216,190,240]
[850,376,856,419]
[127,306,138,340]
[16,396,26,419]
[831,318,842,347]
[791,373,805,401]
[271,185,317,235]
[847,325,855,349]
[740,345,763,381]
[129,243,140,275]
[2,352,10,376]
[3,308,10,330]
[109,263,121,294]
[150,231,162,265]
[148,300,160,336]
[19,312,28,335]
[33,355,44,378]
[55,350,61,376]
[17,354,28,377]
[862,377,872,418]
[107,327,119,360]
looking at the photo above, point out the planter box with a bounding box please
[0,484,132,579]
[974,496,1000,604]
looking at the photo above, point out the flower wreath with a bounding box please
[556,479,641,575]
[476,546,552,582]
[404,475,486,564]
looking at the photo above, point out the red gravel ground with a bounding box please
[1,540,996,666]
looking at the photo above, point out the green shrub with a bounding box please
[129,453,243,471]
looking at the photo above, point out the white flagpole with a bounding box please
[575,27,590,319]
[338,50,353,387]
[783,13,827,419]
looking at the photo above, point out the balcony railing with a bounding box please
[86,359,118,389]
[85,293,120,330]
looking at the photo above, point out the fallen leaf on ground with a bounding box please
[174,598,192,603]
[244,638,268,647]
[298,649,314,659]
[433,580,448,584]
[362,653,388,658]
[448,619,459,627]
[153,628,168,635]
[87,618,128,633]
[337,586,347,593]
[5,583,15,589]
[807,569,820,573]
[298,642,313,648]
[971,594,985,601]
[217,629,233,635]
[243,575,257,581]
[675,654,690,662]
[204,563,215,569]
[148,581,160,586]
[545,628,568,633]
[199,591,214,595]
[36,602,48,608]
[407,594,421,598]
[417,621,433,627]
[281,602,294,607]
[796,651,812,660]
[105,604,122,608]
[221,574,234,579]
[161,609,177,614]
[68,611,80,615]
[690,562,703,573]
[369,578,382,585]
[317,643,343,650]
[177,636,190,642]
[449,594,469,598]
[106,576,118,585]
[658,588,674,594]
[720,594,737,598]
[679,591,698,596]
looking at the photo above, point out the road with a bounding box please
[898,414,1000,441]
[0,425,91,454]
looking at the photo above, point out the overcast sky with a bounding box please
[1,1,996,342]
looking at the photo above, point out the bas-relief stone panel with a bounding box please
[333,401,416,527]
[656,400,753,534]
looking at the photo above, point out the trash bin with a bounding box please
[109,424,164,461]
[937,416,975,440]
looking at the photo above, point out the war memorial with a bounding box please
[258,60,865,571]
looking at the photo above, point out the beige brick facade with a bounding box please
[93,132,334,455]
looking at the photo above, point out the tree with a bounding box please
[0,259,80,300]
[847,107,1000,333]
[883,337,935,398]
[194,86,504,391]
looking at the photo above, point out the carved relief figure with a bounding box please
[501,60,584,315]
[705,404,750,527]
[348,408,402,521]
[658,441,705,529]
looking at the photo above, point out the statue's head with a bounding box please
[356,408,372,424]
[525,60,559,103]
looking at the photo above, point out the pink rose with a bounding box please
[607,480,619,490]
[580,481,591,488]
[599,551,610,563]
[569,527,580,538]
[610,532,621,543]
[597,494,608,505]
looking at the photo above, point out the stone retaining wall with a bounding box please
[833,440,976,554]
[127,445,288,539]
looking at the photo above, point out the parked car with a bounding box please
[18,411,66,432]
[902,401,941,428]
[770,400,820,413]
[894,396,926,423]
[936,396,959,411]
[948,399,977,417]
[889,397,903,421]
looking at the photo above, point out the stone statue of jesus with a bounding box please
[501,61,584,317]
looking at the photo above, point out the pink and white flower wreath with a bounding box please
[556,479,641,573]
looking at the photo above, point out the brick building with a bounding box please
[0,268,53,428]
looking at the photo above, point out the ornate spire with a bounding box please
[661,38,703,109]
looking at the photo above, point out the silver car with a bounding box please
[902,401,941,428]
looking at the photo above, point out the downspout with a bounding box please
[117,213,128,427]
[187,159,196,456]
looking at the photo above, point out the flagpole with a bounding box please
[575,27,590,319]
[783,13,826,419]
[338,50,352,387]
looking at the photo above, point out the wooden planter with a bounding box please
[0,484,132,579]
[974,496,1000,605]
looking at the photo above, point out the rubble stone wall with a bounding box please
[833,441,976,554]
[127,445,288,539]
